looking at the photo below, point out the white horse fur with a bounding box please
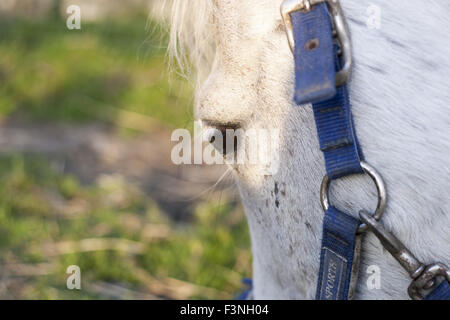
[162,0,450,299]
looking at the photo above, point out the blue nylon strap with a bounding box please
[315,207,360,300]
[313,82,364,179]
[425,281,450,300]
[291,3,363,300]
[235,278,253,300]
[291,1,448,301]
[292,3,336,105]
[292,5,363,180]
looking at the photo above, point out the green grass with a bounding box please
[0,15,194,130]
[0,154,251,299]
[0,16,251,299]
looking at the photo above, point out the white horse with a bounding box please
[162,0,450,299]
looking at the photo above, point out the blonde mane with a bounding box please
[156,0,217,86]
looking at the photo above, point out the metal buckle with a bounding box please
[280,0,352,86]
[320,161,387,233]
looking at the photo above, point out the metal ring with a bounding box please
[320,161,387,233]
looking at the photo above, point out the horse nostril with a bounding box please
[202,120,241,156]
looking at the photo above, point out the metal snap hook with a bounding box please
[359,210,450,300]
[320,161,387,233]
[408,263,450,300]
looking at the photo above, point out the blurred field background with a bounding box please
[0,0,251,299]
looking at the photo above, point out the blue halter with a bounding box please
[281,0,450,300]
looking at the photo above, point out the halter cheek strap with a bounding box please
[281,0,450,300]
[291,2,363,300]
